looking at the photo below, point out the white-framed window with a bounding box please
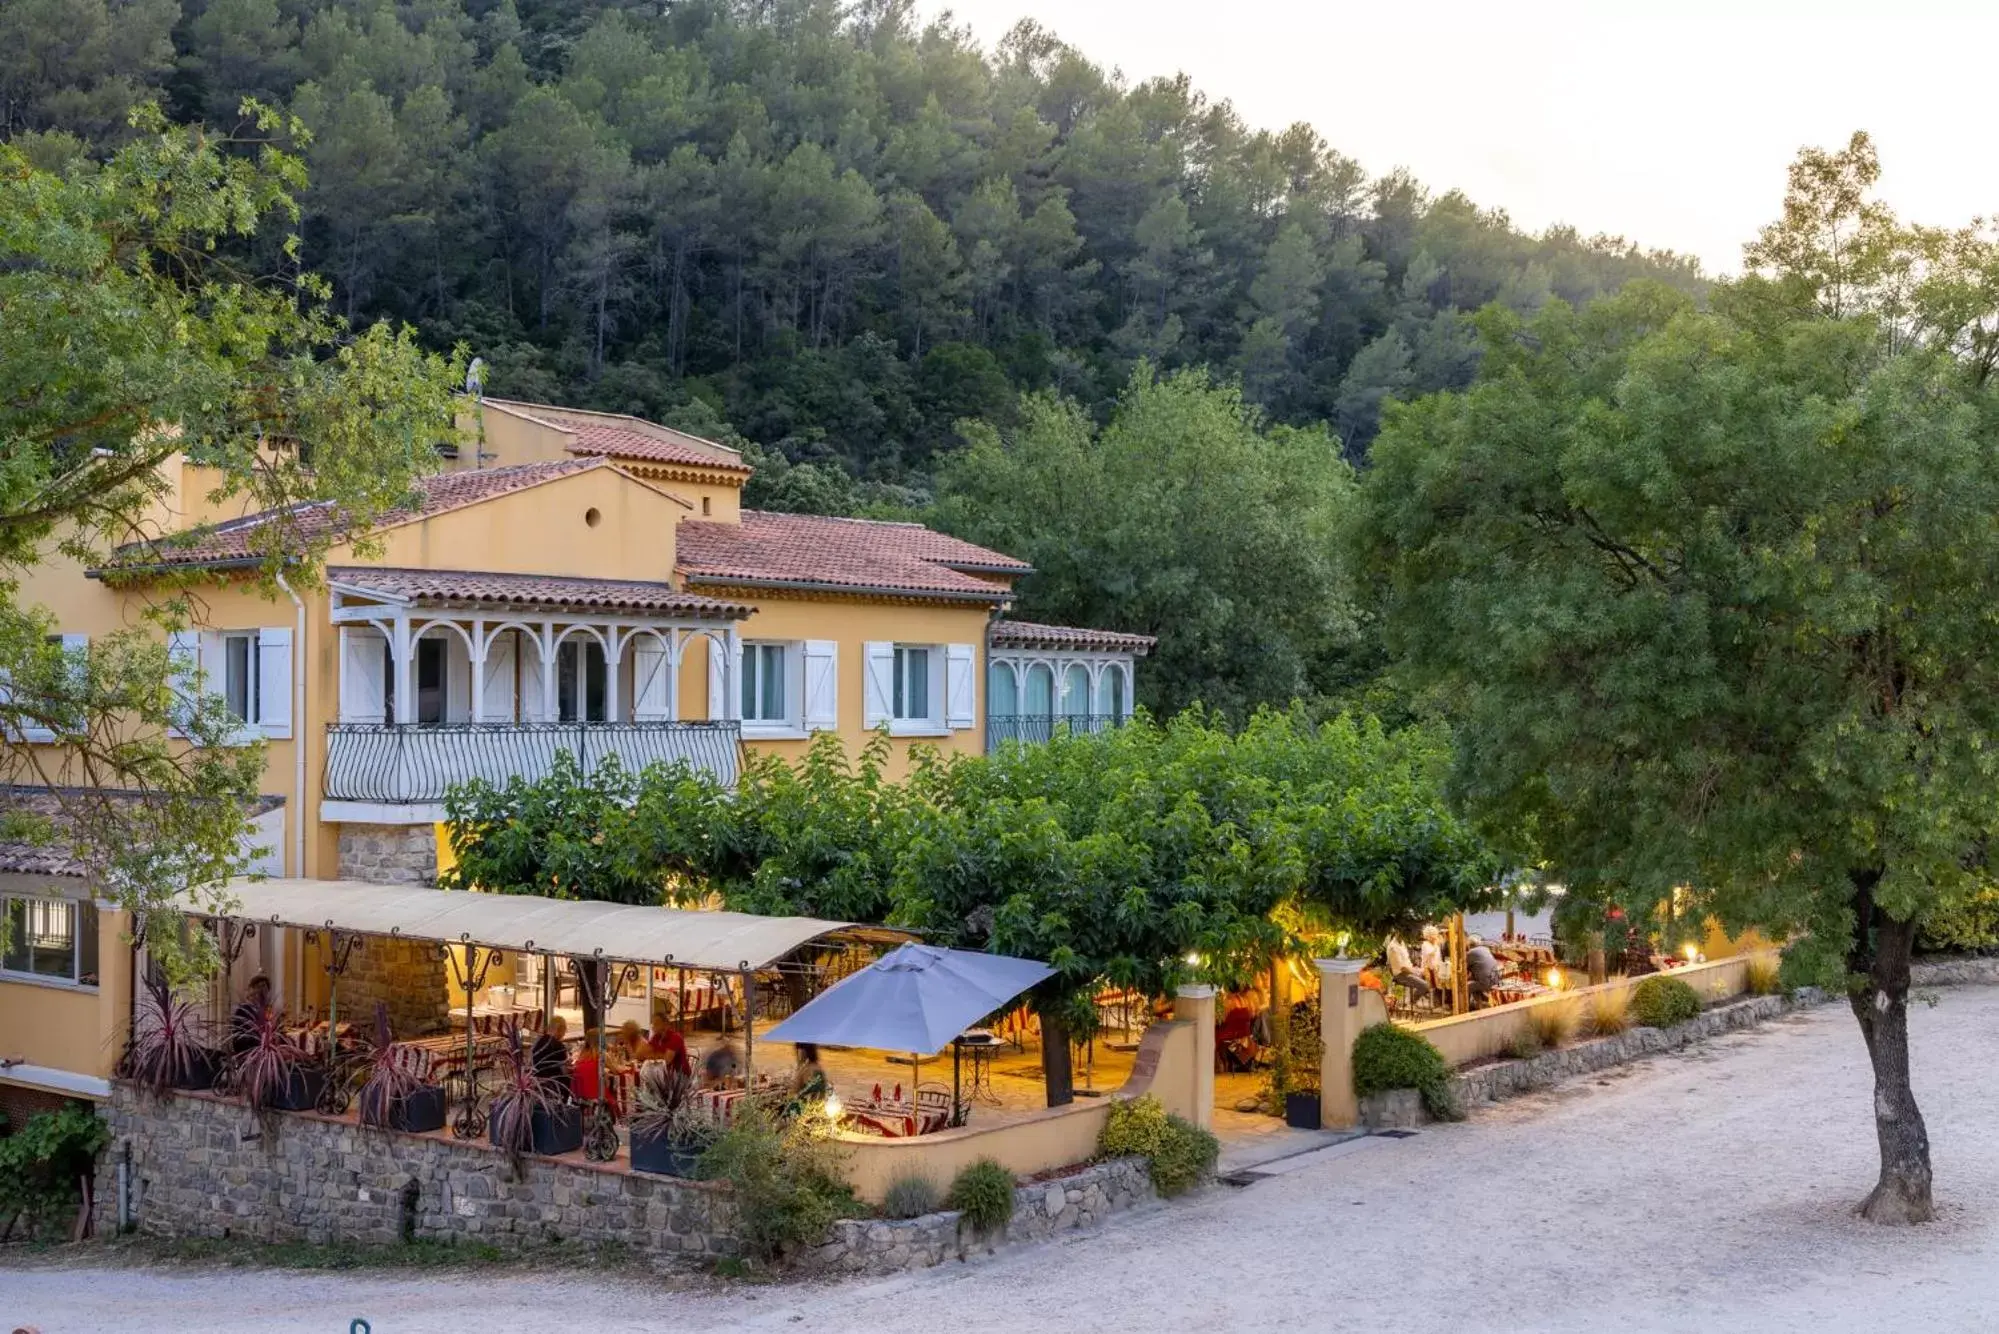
[1,895,99,988]
[16,632,88,742]
[221,631,259,724]
[1096,663,1127,717]
[741,642,791,724]
[892,645,933,722]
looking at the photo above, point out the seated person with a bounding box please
[1385,935,1432,1002]
[1215,988,1261,1072]
[572,1033,621,1114]
[782,1043,830,1117]
[614,1020,649,1070]
[530,1013,572,1093]
[699,1038,743,1090]
[230,975,273,1056]
[647,1019,692,1075]
[1419,925,1447,990]
[1466,937,1502,1006]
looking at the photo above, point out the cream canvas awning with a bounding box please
[179,878,895,973]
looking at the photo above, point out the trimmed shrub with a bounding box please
[945,1158,1015,1236]
[697,1103,860,1264]
[1917,887,1999,953]
[1097,1093,1219,1197]
[1585,985,1631,1036]
[1629,974,1701,1029]
[1351,1023,1461,1121]
[881,1172,941,1220]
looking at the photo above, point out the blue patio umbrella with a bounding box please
[766,943,1054,1118]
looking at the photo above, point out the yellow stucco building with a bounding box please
[0,398,1152,1112]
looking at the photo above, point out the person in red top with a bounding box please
[648,1020,692,1076]
[571,1035,605,1105]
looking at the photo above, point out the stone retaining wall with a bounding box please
[1910,955,1999,988]
[94,1084,736,1259]
[794,1156,1156,1277]
[336,934,450,1040]
[336,823,439,885]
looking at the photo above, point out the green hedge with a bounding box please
[1098,1094,1220,1197]
[1351,1023,1461,1121]
[945,1158,1015,1235]
[1629,974,1701,1029]
[1918,888,1999,953]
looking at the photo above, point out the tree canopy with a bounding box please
[1355,132,1999,1225]
[0,106,459,975]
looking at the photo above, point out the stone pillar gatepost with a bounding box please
[1315,957,1371,1130]
[1174,983,1216,1130]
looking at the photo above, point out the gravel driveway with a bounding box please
[10,988,1999,1334]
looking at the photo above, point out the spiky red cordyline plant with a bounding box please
[125,972,214,1094]
[488,1021,561,1157]
[357,1001,424,1129]
[232,1001,308,1112]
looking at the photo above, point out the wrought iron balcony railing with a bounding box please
[324,721,743,804]
[986,713,1125,749]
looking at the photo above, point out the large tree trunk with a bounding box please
[1038,1005,1074,1108]
[1846,872,1935,1225]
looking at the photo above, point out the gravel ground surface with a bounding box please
[10,988,1999,1334]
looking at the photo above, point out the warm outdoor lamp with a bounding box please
[1546,966,1565,990]
[823,1091,843,1122]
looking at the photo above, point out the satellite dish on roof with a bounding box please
[466,357,486,400]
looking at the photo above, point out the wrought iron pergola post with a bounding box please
[441,939,504,1139]
[569,955,629,1162]
[301,927,365,1113]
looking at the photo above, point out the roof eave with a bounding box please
[682,572,1011,605]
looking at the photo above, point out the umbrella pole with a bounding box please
[742,969,754,1087]
[953,1041,962,1126]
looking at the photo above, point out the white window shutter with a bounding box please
[802,640,838,732]
[632,639,670,721]
[945,643,975,730]
[256,627,292,738]
[520,639,550,722]
[481,632,518,722]
[443,632,472,723]
[167,630,201,736]
[862,642,894,729]
[706,636,741,721]
[338,628,387,723]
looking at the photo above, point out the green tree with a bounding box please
[1,105,459,976]
[1357,141,1999,1224]
[935,366,1361,717]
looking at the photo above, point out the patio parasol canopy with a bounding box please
[765,942,1053,1056]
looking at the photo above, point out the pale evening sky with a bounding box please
[924,0,1998,277]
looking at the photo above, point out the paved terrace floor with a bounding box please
[17,988,1999,1332]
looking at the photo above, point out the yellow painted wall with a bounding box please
[688,592,996,775]
[0,907,130,1083]
[1410,951,1774,1069]
[356,466,685,581]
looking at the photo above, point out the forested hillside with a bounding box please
[2,0,1701,486]
[3,0,1706,712]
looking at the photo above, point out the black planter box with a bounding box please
[390,1085,447,1133]
[491,1101,584,1156]
[173,1047,226,1091]
[269,1065,329,1112]
[628,1127,704,1178]
[1284,1092,1322,1130]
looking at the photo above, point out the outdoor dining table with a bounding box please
[843,1099,949,1138]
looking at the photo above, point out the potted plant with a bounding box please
[1273,1000,1323,1130]
[356,1003,447,1133]
[125,973,224,1093]
[628,1061,712,1177]
[488,1027,582,1158]
[232,1003,324,1113]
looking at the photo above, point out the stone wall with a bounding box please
[336,823,439,885]
[337,934,451,1039]
[93,1085,736,1259]
[1910,955,1999,988]
[794,1156,1157,1277]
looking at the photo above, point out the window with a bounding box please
[988,662,1018,715]
[415,637,447,726]
[557,639,607,722]
[740,643,790,724]
[1023,663,1055,718]
[1061,665,1091,719]
[2,896,98,986]
[1096,664,1126,718]
[221,632,258,724]
[892,645,931,721]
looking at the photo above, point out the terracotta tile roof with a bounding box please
[0,787,284,878]
[329,567,753,620]
[110,460,602,569]
[990,620,1157,655]
[485,400,751,473]
[675,511,1026,602]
